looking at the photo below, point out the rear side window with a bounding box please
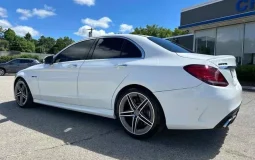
[20,60,33,63]
[148,37,191,53]
[54,39,95,63]
[92,38,124,59]
[121,40,142,58]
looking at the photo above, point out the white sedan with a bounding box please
[14,34,242,139]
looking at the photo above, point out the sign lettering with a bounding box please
[236,0,255,12]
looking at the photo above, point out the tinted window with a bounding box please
[54,39,95,63]
[20,59,33,63]
[121,40,142,58]
[92,38,124,59]
[148,37,191,53]
[9,59,20,64]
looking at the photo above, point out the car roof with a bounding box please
[13,58,36,60]
[82,34,150,41]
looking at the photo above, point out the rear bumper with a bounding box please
[154,83,242,130]
[214,105,240,128]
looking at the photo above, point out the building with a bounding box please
[179,0,255,65]
[165,34,194,51]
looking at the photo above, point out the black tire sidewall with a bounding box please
[116,88,164,139]
[15,79,34,108]
[0,68,5,76]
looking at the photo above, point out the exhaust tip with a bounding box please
[223,115,237,128]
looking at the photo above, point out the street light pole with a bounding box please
[87,28,94,37]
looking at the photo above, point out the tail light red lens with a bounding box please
[184,65,228,87]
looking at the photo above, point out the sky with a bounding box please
[0,0,207,41]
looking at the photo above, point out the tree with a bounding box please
[131,25,188,38]
[4,28,16,42]
[132,25,172,38]
[172,28,188,36]
[0,26,5,39]
[9,36,35,52]
[0,39,9,51]
[51,37,74,54]
[37,36,56,53]
[24,33,32,41]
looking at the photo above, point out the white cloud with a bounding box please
[0,19,39,37]
[0,19,12,29]
[12,26,39,37]
[73,0,95,6]
[74,25,114,37]
[0,7,7,18]
[119,24,133,33]
[16,9,33,20]
[82,17,112,29]
[16,5,56,20]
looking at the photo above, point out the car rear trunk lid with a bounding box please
[177,53,239,86]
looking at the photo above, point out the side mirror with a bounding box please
[44,55,54,64]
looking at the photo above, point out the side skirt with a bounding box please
[34,99,116,119]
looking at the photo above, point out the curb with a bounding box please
[242,86,255,91]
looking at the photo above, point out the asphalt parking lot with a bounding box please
[0,76,255,160]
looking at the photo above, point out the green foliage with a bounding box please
[4,28,16,42]
[24,33,32,41]
[236,65,255,82]
[37,36,56,53]
[131,25,188,38]
[0,54,40,63]
[0,39,9,51]
[50,37,74,54]
[0,26,5,39]
[1,27,74,54]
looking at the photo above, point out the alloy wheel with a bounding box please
[0,69,5,76]
[15,81,28,106]
[119,92,155,135]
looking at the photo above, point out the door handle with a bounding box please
[67,64,78,68]
[115,64,128,67]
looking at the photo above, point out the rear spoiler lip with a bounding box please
[218,65,237,69]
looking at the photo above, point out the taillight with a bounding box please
[184,64,228,87]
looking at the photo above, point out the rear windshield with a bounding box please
[148,37,191,53]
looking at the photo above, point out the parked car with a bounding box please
[0,58,40,76]
[14,34,242,139]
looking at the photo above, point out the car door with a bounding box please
[38,39,95,105]
[6,59,21,73]
[78,37,143,109]
[19,59,32,71]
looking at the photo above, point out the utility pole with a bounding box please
[87,28,94,37]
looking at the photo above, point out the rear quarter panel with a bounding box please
[111,55,205,109]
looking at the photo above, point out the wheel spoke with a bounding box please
[127,95,136,111]
[132,117,139,134]
[137,99,148,111]
[22,94,27,100]
[138,114,153,127]
[120,110,134,117]
[20,94,24,104]
[16,92,21,98]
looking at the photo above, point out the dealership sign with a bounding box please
[236,0,255,12]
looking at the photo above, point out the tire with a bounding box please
[116,88,164,139]
[0,68,5,76]
[14,79,34,108]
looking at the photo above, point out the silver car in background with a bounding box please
[0,58,40,76]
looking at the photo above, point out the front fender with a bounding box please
[15,70,40,100]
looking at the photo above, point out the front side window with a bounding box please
[54,39,95,63]
[92,38,124,59]
[121,40,142,58]
[148,37,190,53]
